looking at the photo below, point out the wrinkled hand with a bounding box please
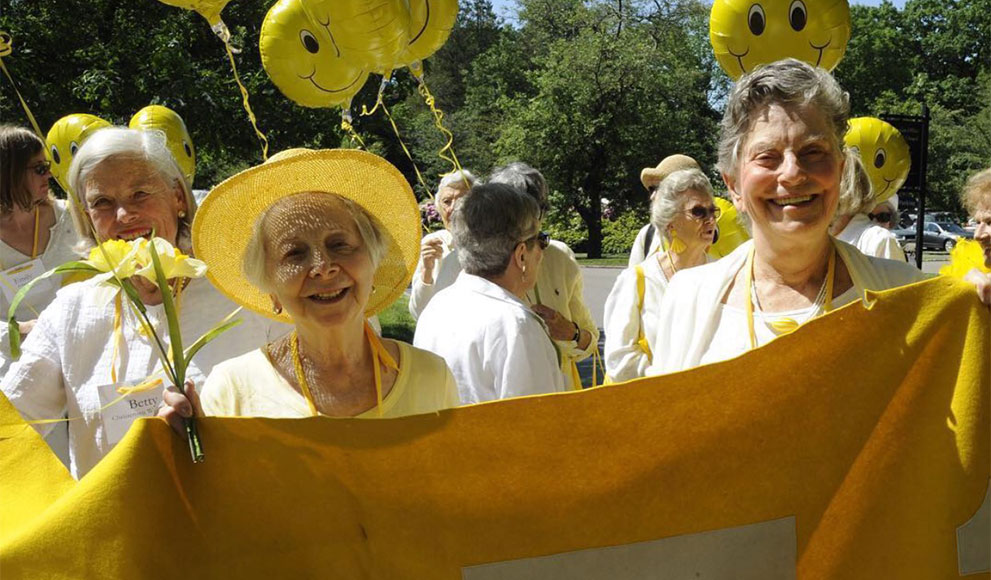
[157,380,204,437]
[420,238,444,284]
[130,275,165,306]
[964,268,991,306]
[532,304,577,341]
[18,319,36,336]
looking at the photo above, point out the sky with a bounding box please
[491,0,909,22]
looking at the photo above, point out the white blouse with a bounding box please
[1,277,289,478]
[413,273,566,404]
[603,255,669,382]
[0,200,80,375]
[836,214,905,261]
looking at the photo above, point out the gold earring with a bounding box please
[273,304,282,315]
[178,210,187,219]
[521,263,527,282]
[669,232,687,254]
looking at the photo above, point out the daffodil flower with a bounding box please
[84,239,142,281]
[133,238,207,283]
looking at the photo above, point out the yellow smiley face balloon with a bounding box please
[709,0,850,79]
[46,114,111,192]
[308,0,410,73]
[129,105,196,185]
[157,0,230,26]
[260,0,370,108]
[844,117,911,203]
[398,0,460,67]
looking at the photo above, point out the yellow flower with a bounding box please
[84,239,141,279]
[940,239,991,278]
[133,238,207,282]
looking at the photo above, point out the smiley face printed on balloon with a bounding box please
[398,0,460,67]
[259,0,370,109]
[844,117,911,203]
[46,113,112,193]
[709,0,851,79]
[130,105,197,185]
[310,0,410,73]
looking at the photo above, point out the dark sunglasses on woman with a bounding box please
[31,161,52,176]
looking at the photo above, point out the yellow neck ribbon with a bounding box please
[745,243,836,350]
[291,322,399,418]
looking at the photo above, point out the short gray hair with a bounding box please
[437,169,477,192]
[488,161,549,212]
[650,169,715,233]
[451,183,541,278]
[716,59,870,218]
[242,193,389,293]
[67,127,195,252]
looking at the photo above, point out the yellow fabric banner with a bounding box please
[1,277,988,579]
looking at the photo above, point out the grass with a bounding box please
[574,253,629,267]
[378,293,416,343]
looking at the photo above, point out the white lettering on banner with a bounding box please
[957,479,991,575]
[462,516,796,580]
[0,258,52,304]
[97,382,165,447]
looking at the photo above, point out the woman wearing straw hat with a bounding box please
[1,127,286,479]
[161,149,458,425]
[0,126,79,375]
[603,168,718,383]
[628,154,702,266]
[413,183,565,403]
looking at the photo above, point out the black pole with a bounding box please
[913,104,930,270]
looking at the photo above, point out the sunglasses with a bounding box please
[522,231,551,250]
[30,161,52,176]
[868,212,893,223]
[684,205,721,221]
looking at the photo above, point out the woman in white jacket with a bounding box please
[603,169,718,382]
[646,60,934,375]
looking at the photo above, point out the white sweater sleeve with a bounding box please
[603,267,650,382]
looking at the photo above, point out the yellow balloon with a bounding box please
[398,0,459,67]
[709,196,751,258]
[302,0,411,73]
[844,117,911,203]
[709,0,850,79]
[156,0,229,26]
[129,106,196,185]
[45,114,111,193]
[260,0,370,108]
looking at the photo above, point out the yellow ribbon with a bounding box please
[0,31,44,140]
[291,322,399,418]
[222,38,269,161]
[25,377,165,426]
[411,67,470,189]
[340,107,367,150]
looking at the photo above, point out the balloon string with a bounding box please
[340,109,367,150]
[359,73,392,118]
[415,77,469,188]
[379,100,434,235]
[222,39,269,161]
[0,32,44,140]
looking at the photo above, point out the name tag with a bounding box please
[0,258,53,305]
[97,381,165,447]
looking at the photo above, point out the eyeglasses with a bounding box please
[30,161,52,176]
[868,212,893,223]
[522,231,550,250]
[684,205,721,221]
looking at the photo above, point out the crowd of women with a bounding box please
[1,59,989,480]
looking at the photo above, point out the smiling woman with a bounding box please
[159,148,458,427]
[1,127,288,479]
[644,59,931,376]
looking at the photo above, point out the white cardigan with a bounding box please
[836,214,905,260]
[645,239,926,375]
[603,255,669,382]
[408,229,461,320]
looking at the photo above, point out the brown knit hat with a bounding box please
[640,154,701,190]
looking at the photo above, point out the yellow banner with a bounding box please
[1,277,988,579]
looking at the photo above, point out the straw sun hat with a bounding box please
[640,154,701,190]
[192,148,421,322]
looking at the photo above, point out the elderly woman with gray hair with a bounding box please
[603,169,718,382]
[488,161,598,390]
[408,169,477,319]
[414,183,565,403]
[1,127,286,479]
[644,59,948,375]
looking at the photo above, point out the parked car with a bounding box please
[892,221,973,252]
